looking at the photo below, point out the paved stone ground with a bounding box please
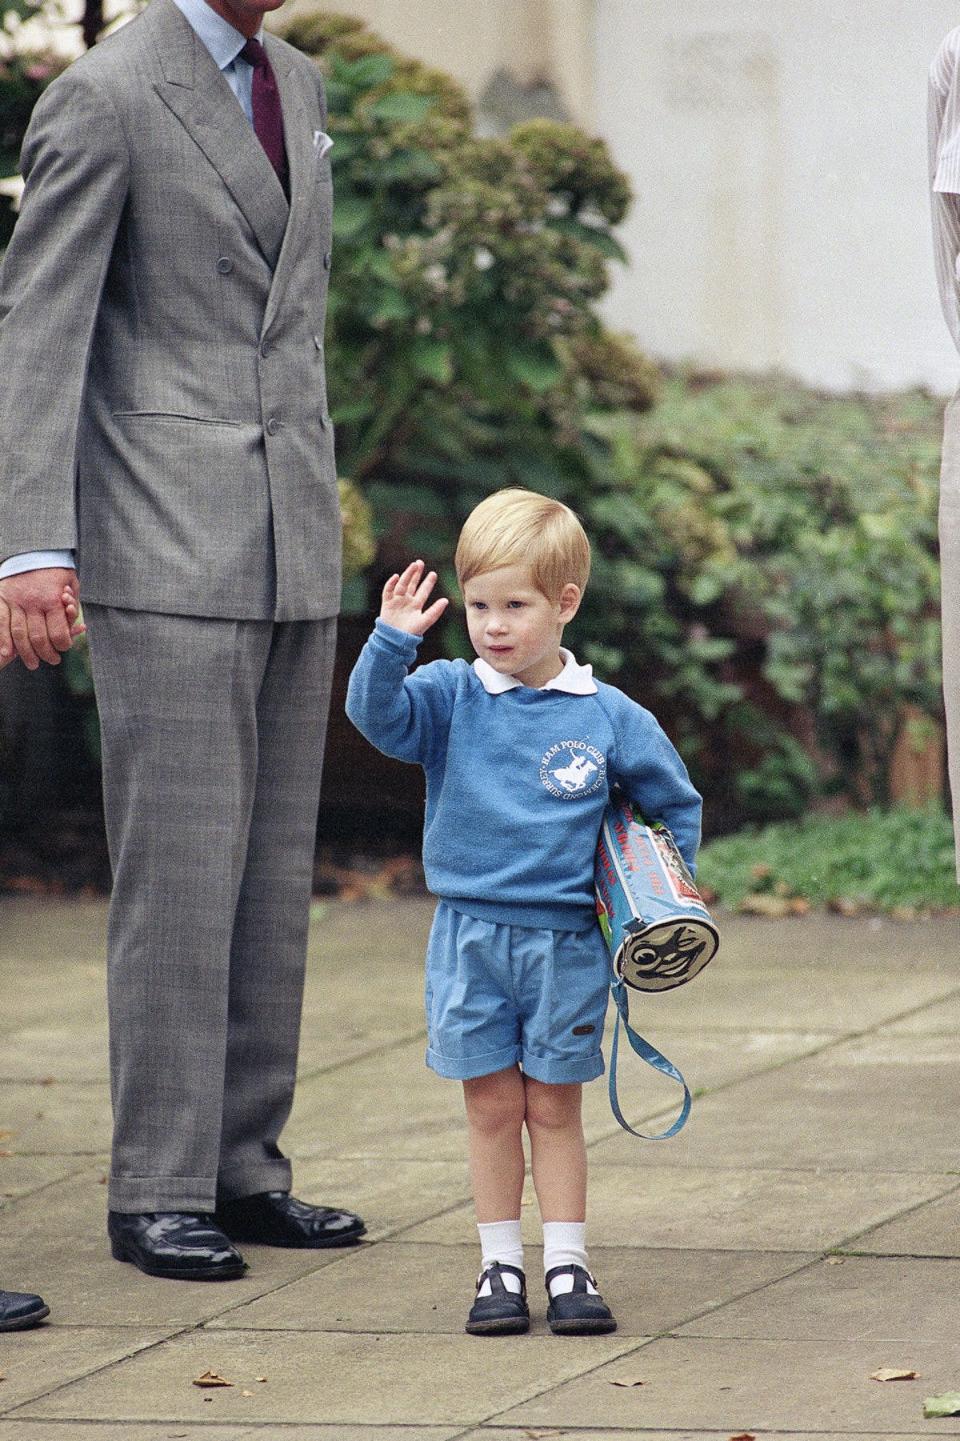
[1,895,959,1439]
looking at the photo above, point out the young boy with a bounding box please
[346,489,701,1336]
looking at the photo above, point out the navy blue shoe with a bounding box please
[0,1289,49,1331]
[465,1262,529,1335]
[545,1264,617,1334]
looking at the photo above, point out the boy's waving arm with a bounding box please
[605,691,703,874]
[345,561,453,765]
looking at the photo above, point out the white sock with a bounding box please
[543,1220,598,1296]
[476,1219,524,1296]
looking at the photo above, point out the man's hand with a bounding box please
[380,560,448,636]
[0,567,80,670]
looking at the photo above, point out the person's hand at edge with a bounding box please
[0,567,80,669]
[380,559,448,637]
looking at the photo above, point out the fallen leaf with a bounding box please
[255,1375,268,1383]
[192,1370,233,1389]
[826,1256,845,1265]
[0,1151,12,1158]
[522,1432,564,1439]
[871,1367,918,1382]
[925,1392,960,1417]
[609,1376,646,1388]
[729,1434,756,1441]
[240,1389,253,1397]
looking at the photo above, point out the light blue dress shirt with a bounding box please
[0,0,261,581]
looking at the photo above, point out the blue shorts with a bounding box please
[424,902,611,1085]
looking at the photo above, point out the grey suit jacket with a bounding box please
[0,0,340,621]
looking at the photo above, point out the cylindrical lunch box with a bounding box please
[595,793,719,992]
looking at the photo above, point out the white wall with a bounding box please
[594,0,960,393]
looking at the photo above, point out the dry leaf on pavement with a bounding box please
[192,1370,233,1389]
[729,1433,756,1440]
[924,1392,960,1417]
[871,1367,918,1382]
[609,1376,646,1387]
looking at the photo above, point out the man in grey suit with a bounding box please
[0,0,365,1278]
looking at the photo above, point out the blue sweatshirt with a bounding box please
[346,619,703,933]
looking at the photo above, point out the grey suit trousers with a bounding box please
[85,605,336,1212]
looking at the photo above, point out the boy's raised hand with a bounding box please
[381,560,448,636]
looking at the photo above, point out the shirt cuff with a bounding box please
[0,550,76,580]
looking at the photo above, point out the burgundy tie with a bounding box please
[240,38,289,193]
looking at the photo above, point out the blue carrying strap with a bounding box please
[608,979,692,1140]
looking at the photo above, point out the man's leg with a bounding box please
[85,605,273,1214]
[215,618,335,1200]
[212,618,365,1247]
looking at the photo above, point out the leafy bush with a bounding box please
[622,377,943,824]
[697,805,958,914]
[277,11,655,623]
[0,49,64,244]
[285,16,944,832]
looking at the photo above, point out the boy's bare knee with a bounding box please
[523,1077,581,1133]
[463,1067,525,1136]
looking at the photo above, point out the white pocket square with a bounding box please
[313,130,334,158]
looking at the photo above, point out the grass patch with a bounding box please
[698,806,958,914]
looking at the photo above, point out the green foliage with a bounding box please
[277,11,647,543]
[697,806,958,913]
[624,376,944,821]
[279,17,945,830]
[0,50,63,242]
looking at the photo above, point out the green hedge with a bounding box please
[698,805,957,913]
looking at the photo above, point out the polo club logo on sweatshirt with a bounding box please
[540,741,607,799]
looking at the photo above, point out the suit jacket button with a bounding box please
[217,256,233,274]
[266,417,280,435]
[323,252,331,270]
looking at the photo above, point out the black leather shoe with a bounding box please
[545,1264,617,1334]
[465,1262,530,1336]
[0,1289,50,1331]
[108,1211,247,1281]
[215,1191,366,1248]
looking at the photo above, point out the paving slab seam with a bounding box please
[294,1025,429,1083]
[575,984,960,1153]
[831,1176,960,1254]
[0,1327,201,1420]
[451,1333,662,1433]
[0,1158,95,1205]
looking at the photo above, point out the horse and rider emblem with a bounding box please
[539,740,607,799]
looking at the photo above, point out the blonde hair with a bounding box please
[455,489,591,601]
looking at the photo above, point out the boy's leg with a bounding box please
[523,1077,586,1221]
[462,1068,528,1318]
[462,1066,526,1221]
[525,1075,615,1330]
